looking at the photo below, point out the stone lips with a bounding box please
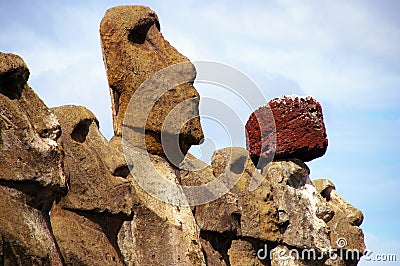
[246,95,328,166]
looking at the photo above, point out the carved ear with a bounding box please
[0,53,29,100]
[71,119,93,143]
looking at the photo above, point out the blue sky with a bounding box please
[1,1,399,264]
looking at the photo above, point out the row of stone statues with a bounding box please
[0,5,365,266]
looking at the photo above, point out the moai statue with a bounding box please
[0,52,66,265]
[50,105,134,265]
[100,5,203,157]
[314,179,365,266]
[100,6,206,265]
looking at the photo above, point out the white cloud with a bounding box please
[162,1,400,108]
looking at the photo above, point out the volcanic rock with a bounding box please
[0,186,65,265]
[200,238,227,266]
[262,160,333,252]
[0,52,29,99]
[180,148,281,242]
[270,245,323,266]
[111,137,206,266]
[50,106,134,265]
[212,148,281,242]
[100,5,203,157]
[314,179,365,263]
[179,153,242,234]
[228,240,265,266]
[0,5,368,266]
[246,95,328,167]
[0,52,66,264]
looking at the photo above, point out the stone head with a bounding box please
[100,5,203,157]
[314,179,365,252]
[51,105,133,218]
[0,52,66,264]
[262,159,334,252]
[0,52,66,209]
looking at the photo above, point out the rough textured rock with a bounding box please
[100,5,203,156]
[179,148,281,265]
[0,186,64,265]
[212,148,281,242]
[50,106,134,265]
[262,160,333,253]
[228,240,266,266]
[200,238,227,266]
[270,245,323,266]
[0,6,367,266]
[246,95,328,167]
[182,149,344,265]
[179,153,241,234]
[314,179,365,264]
[50,106,133,215]
[111,137,206,266]
[0,52,30,100]
[0,52,66,265]
[180,148,281,243]
[323,258,347,266]
[0,53,64,188]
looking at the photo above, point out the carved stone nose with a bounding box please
[347,205,364,226]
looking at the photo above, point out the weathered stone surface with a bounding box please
[180,148,281,243]
[200,238,227,266]
[228,240,265,266]
[50,208,126,265]
[0,7,369,266]
[50,106,134,265]
[0,52,66,264]
[314,179,365,256]
[246,95,328,167]
[213,148,281,242]
[111,137,206,266]
[270,245,323,266]
[0,54,64,188]
[0,52,30,100]
[323,257,347,266]
[262,160,333,252]
[100,5,203,156]
[0,186,64,265]
[50,106,133,215]
[179,153,241,234]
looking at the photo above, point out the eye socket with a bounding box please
[71,119,92,143]
[0,67,29,100]
[113,165,131,178]
[320,187,333,201]
[128,22,154,44]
